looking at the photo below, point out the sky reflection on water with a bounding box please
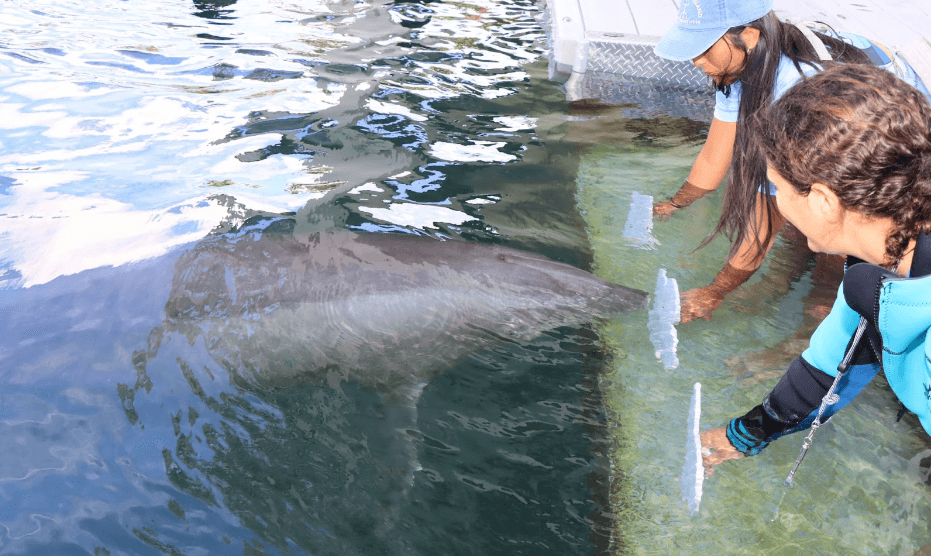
[0,0,543,288]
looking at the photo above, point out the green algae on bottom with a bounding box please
[575,143,931,555]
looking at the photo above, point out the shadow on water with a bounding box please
[118,320,624,554]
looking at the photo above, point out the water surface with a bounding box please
[1,1,929,555]
[0,1,622,554]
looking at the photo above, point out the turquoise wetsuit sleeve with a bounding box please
[726,285,881,455]
[800,285,862,375]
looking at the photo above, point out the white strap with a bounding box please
[792,21,833,62]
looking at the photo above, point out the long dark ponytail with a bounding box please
[707,13,871,263]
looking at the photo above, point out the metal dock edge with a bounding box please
[542,0,931,122]
[543,1,714,121]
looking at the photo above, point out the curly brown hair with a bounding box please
[752,63,931,265]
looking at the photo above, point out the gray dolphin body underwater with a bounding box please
[149,221,647,532]
[163,222,647,390]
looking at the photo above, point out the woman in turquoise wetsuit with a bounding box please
[701,63,931,470]
[651,0,931,322]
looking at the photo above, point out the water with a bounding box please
[681,382,702,517]
[1,1,929,555]
[0,1,619,554]
[575,139,931,554]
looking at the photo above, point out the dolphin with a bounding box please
[162,219,648,390]
[148,218,646,531]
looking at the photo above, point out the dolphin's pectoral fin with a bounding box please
[502,313,544,342]
[369,381,427,535]
[462,313,541,345]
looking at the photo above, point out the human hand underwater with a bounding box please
[652,200,680,219]
[700,427,744,475]
[679,264,757,323]
[653,179,710,220]
[679,286,726,323]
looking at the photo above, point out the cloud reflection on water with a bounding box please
[0,0,544,289]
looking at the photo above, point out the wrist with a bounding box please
[708,263,756,295]
[726,414,770,456]
[669,179,711,208]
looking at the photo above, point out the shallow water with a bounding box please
[574,137,931,554]
[1,1,929,555]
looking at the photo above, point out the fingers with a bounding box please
[699,427,724,446]
[679,287,725,323]
[679,305,712,324]
[700,427,744,475]
[679,293,712,323]
[652,202,678,217]
[679,308,700,324]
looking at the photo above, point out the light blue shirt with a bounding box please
[713,55,819,123]
[714,32,931,195]
[713,31,931,124]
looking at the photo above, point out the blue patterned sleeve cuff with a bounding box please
[726,417,770,456]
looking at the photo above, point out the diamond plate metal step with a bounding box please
[542,0,715,121]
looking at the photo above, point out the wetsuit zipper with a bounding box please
[870,277,885,368]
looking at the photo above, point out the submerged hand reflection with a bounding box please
[700,427,744,475]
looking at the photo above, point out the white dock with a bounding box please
[544,0,931,117]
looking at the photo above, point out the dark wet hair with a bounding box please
[753,64,931,265]
[707,13,870,263]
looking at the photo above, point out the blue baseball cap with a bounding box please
[654,0,773,62]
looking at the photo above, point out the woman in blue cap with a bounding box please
[651,0,930,322]
[700,64,931,478]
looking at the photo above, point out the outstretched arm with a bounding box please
[702,291,882,472]
[679,197,786,323]
[654,118,736,216]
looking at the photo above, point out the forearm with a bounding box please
[729,196,786,270]
[680,196,785,322]
[663,140,727,209]
[726,356,834,455]
[687,144,730,191]
[688,118,735,190]
[656,119,734,215]
[727,356,881,456]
